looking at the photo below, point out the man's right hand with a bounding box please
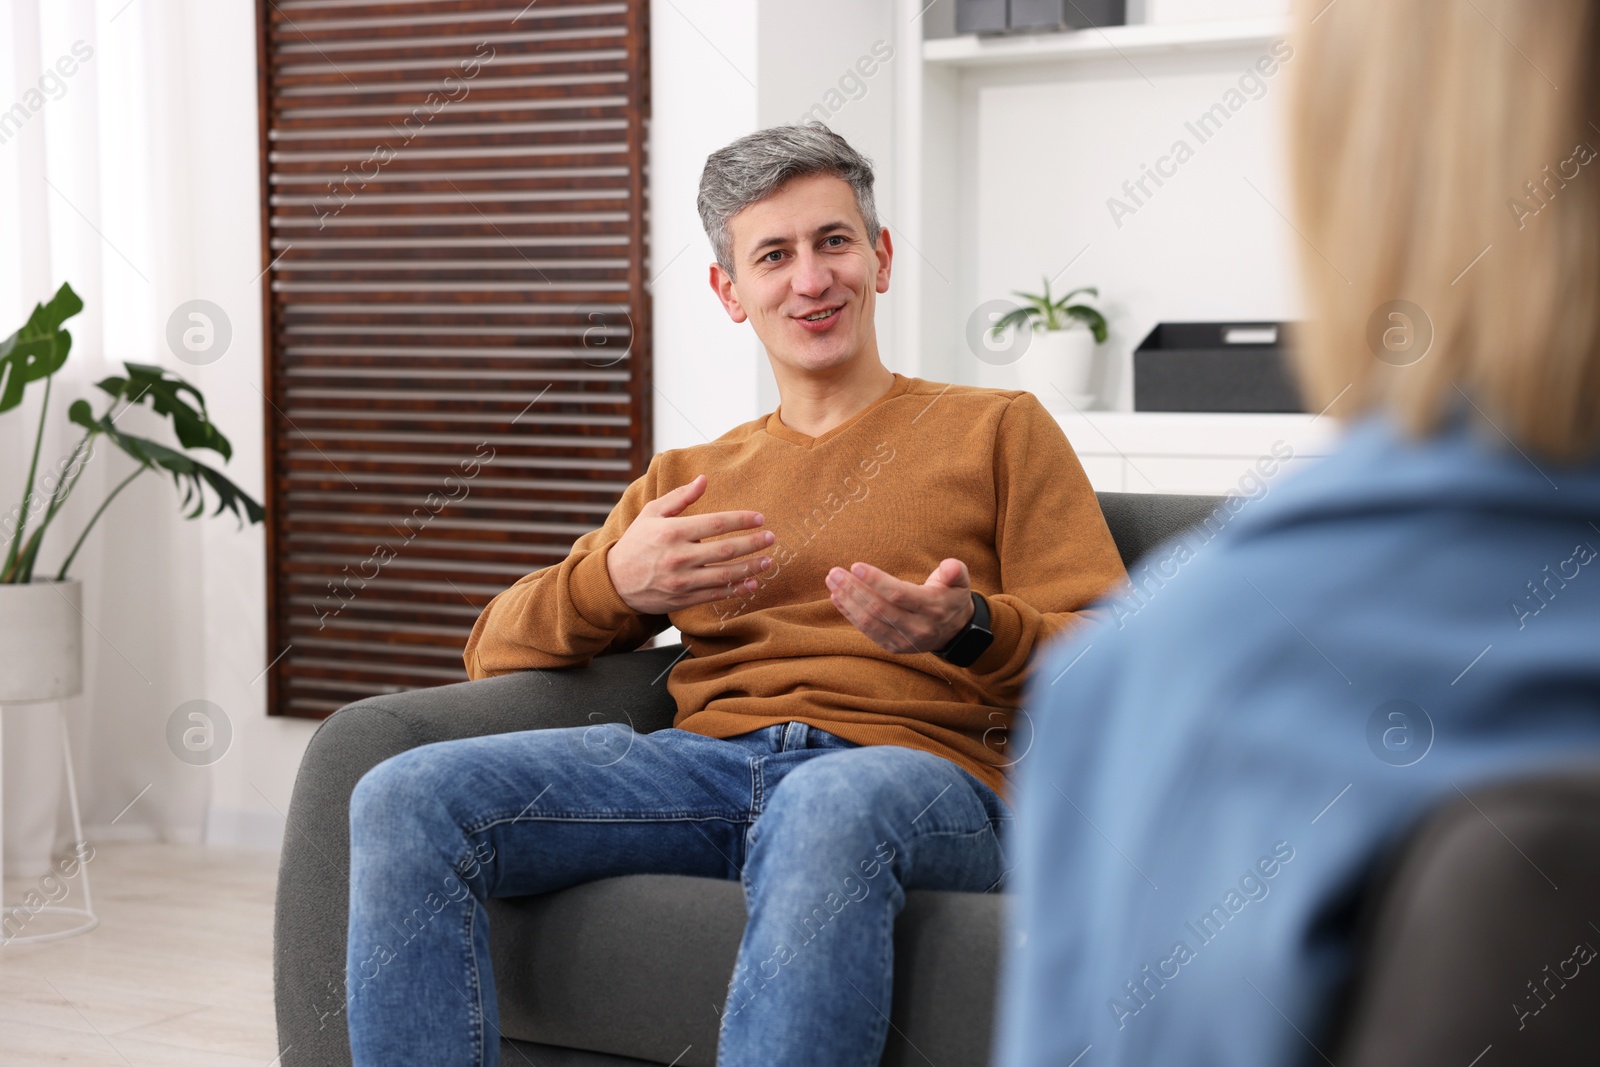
[605,475,774,616]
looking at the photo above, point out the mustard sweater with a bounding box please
[463,374,1126,800]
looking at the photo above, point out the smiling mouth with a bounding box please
[797,307,841,323]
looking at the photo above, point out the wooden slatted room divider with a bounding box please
[255,0,652,718]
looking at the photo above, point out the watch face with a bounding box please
[935,593,993,666]
[943,626,995,667]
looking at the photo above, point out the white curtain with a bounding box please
[2,0,226,871]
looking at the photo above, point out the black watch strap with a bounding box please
[935,592,994,668]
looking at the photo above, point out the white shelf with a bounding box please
[1036,408,1340,495]
[1043,408,1336,458]
[922,17,1289,68]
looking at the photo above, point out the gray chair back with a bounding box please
[1095,491,1223,568]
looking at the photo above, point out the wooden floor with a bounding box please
[0,843,282,1065]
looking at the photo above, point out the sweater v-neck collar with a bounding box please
[764,373,914,449]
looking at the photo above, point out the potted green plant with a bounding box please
[991,277,1109,406]
[0,282,264,704]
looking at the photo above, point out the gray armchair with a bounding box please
[273,492,1220,1066]
[272,490,1600,1065]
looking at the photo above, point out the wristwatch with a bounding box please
[934,592,994,668]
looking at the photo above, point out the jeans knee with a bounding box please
[350,748,453,845]
[767,748,922,823]
[754,761,908,873]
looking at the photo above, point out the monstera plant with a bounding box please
[0,282,264,586]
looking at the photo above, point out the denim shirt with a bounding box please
[995,414,1600,1067]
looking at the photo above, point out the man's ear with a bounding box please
[873,227,894,295]
[709,262,748,324]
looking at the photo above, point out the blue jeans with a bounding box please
[345,720,1012,1066]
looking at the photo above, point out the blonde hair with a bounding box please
[1289,0,1600,461]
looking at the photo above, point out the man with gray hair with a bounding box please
[344,122,1123,1065]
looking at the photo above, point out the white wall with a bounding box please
[648,0,761,454]
[753,0,901,407]
[650,1,905,429]
[959,46,1303,407]
[901,0,1300,406]
[184,0,308,851]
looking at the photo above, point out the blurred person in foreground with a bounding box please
[996,1,1600,1065]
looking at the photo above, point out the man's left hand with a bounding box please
[825,559,977,655]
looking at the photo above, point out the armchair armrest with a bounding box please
[1331,765,1600,1066]
[274,643,685,1067]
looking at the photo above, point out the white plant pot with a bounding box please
[0,580,83,704]
[1020,328,1098,408]
[0,580,83,878]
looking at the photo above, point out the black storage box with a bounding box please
[955,0,1009,33]
[955,0,1125,34]
[1133,322,1304,413]
[1011,0,1126,30]
[1063,0,1126,28]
